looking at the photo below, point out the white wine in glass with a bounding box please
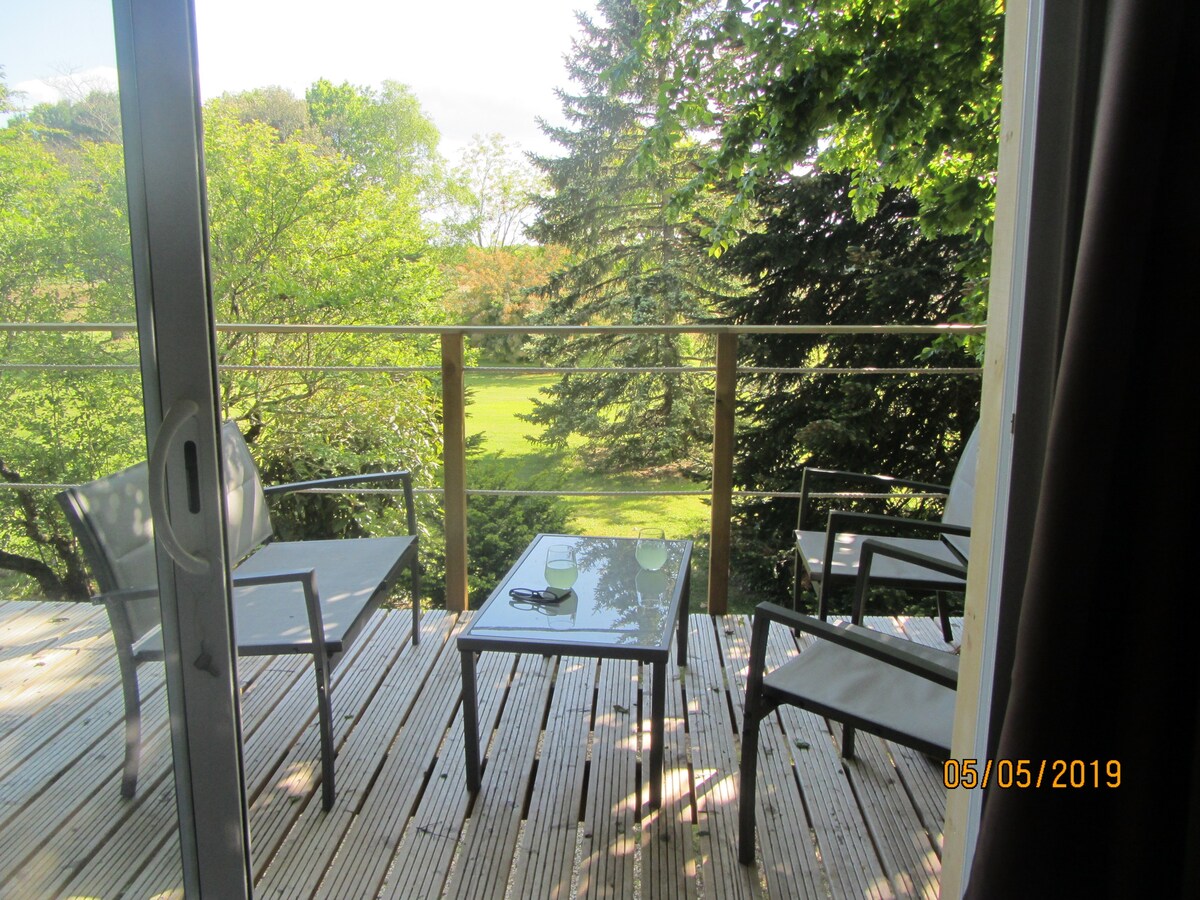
[544,543,578,590]
[635,528,668,571]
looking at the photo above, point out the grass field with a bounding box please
[464,371,713,600]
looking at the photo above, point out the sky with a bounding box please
[1,0,599,160]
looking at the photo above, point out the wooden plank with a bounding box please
[241,610,399,869]
[0,609,965,899]
[707,333,737,614]
[720,616,826,900]
[642,628,697,900]
[0,600,105,663]
[509,656,595,900]
[0,653,147,825]
[767,625,893,899]
[865,617,950,856]
[686,616,759,900]
[576,657,638,899]
[443,651,555,900]
[47,653,285,900]
[62,610,366,900]
[314,614,473,900]
[372,649,518,900]
[0,666,172,896]
[896,615,960,648]
[0,609,116,745]
[119,649,326,900]
[255,610,452,898]
[846,733,942,899]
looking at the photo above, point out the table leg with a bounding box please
[460,649,481,793]
[649,659,666,809]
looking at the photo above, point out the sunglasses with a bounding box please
[508,587,570,605]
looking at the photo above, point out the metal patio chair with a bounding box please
[58,422,420,811]
[794,424,979,641]
[738,539,962,864]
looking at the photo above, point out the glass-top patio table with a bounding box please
[457,533,692,809]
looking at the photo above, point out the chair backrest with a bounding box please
[220,421,274,563]
[941,424,981,528]
[58,461,161,641]
[58,422,274,641]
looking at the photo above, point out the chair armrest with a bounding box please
[749,601,959,689]
[826,510,971,539]
[851,538,968,623]
[940,532,971,565]
[232,568,327,657]
[91,586,160,606]
[798,467,949,529]
[817,510,970,599]
[264,470,417,536]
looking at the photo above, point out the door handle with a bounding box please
[148,399,211,574]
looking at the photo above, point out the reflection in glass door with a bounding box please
[0,0,248,894]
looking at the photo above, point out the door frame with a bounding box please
[113,0,252,893]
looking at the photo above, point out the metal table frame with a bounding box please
[457,534,692,809]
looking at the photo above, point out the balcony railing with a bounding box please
[1,321,984,612]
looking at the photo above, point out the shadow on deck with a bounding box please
[0,599,955,898]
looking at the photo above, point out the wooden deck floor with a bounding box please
[0,599,957,899]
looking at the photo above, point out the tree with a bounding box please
[449,133,542,250]
[202,97,448,543]
[448,243,571,360]
[0,83,452,599]
[522,0,740,470]
[0,103,144,598]
[305,79,442,194]
[640,0,1003,326]
[718,172,980,600]
[211,85,310,139]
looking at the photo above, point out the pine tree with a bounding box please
[523,0,738,470]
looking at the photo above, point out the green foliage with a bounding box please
[0,79,451,598]
[636,0,1002,324]
[718,172,979,602]
[305,78,442,193]
[210,86,311,139]
[523,0,740,469]
[13,90,123,147]
[204,94,448,550]
[0,111,143,597]
[418,459,573,609]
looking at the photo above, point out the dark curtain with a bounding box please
[967,1,1198,896]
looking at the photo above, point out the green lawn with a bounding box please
[464,371,713,599]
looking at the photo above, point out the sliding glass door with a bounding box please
[0,0,250,894]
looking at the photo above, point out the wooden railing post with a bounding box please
[441,333,469,612]
[708,333,737,614]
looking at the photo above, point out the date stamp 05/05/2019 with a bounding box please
[942,759,1121,790]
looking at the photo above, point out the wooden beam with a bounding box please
[708,333,737,614]
[441,333,468,612]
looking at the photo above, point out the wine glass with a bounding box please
[544,543,578,590]
[635,527,667,571]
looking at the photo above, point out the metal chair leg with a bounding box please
[411,556,421,646]
[738,700,763,865]
[314,657,335,811]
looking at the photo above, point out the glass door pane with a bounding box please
[1,1,248,895]
[0,5,188,896]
